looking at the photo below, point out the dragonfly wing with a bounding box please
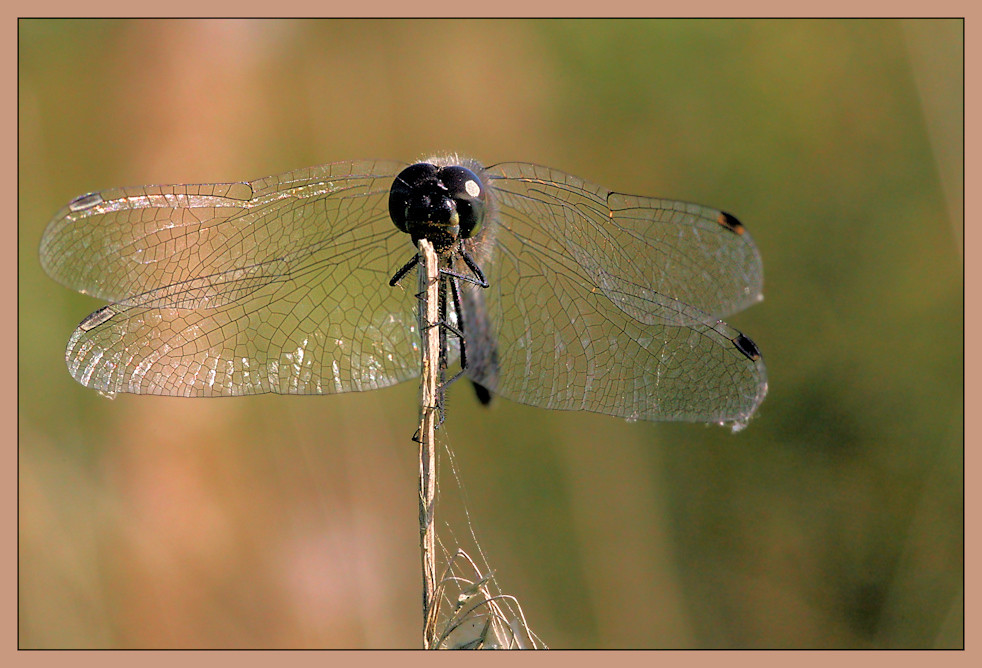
[466,162,766,424]
[484,162,763,318]
[40,160,408,305]
[44,160,426,397]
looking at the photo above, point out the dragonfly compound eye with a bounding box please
[437,166,486,239]
[388,162,440,235]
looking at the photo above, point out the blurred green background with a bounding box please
[18,19,962,648]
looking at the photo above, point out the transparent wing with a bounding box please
[40,160,427,397]
[464,162,767,424]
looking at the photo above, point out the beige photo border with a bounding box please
[7,3,972,665]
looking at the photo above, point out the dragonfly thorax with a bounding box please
[388,162,486,252]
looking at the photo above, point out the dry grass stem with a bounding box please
[417,239,441,648]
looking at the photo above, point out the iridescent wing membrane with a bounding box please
[40,158,766,424]
[39,160,421,396]
[470,162,766,424]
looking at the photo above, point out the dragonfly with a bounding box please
[39,154,767,427]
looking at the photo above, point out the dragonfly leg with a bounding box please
[445,275,468,371]
[459,248,489,288]
[436,244,488,288]
[389,253,420,286]
[397,245,492,423]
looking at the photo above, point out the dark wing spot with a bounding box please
[79,306,115,332]
[471,380,494,405]
[717,211,746,235]
[732,333,761,361]
[69,192,104,212]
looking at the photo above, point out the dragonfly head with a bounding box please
[389,162,486,251]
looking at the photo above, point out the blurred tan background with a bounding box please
[18,19,962,648]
